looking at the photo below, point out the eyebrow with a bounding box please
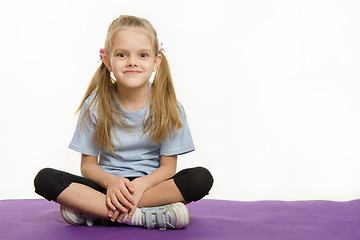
[113,48,152,52]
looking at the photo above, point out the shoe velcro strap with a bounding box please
[144,209,155,229]
[156,208,166,229]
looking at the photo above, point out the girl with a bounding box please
[34,15,213,230]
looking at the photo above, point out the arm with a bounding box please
[80,154,135,213]
[132,155,177,192]
[81,154,114,188]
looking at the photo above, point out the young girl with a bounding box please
[34,15,213,230]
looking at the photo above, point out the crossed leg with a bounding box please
[56,179,185,220]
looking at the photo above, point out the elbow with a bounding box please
[164,163,177,178]
[80,166,87,178]
[169,166,177,177]
[80,163,88,178]
[80,154,98,178]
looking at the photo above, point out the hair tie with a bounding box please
[99,48,105,62]
[158,41,164,53]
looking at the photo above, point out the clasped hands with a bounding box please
[106,176,145,223]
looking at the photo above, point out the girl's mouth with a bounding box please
[124,71,141,75]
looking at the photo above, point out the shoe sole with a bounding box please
[60,205,84,225]
[172,202,190,229]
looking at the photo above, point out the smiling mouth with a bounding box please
[124,71,141,75]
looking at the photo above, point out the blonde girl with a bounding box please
[34,15,213,230]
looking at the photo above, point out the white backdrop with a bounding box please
[1,0,360,201]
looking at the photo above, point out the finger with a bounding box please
[117,210,128,223]
[125,207,136,222]
[118,186,135,206]
[106,196,116,212]
[111,209,121,222]
[124,179,135,192]
[110,194,127,213]
[115,191,133,209]
[108,209,114,218]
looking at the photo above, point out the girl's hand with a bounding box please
[117,178,147,223]
[115,155,178,223]
[106,176,135,221]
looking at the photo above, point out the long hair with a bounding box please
[77,15,182,153]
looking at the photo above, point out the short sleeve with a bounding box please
[160,104,195,156]
[68,97,100,156]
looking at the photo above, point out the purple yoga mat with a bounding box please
[1,199,360,240]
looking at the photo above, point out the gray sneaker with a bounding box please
[141,202,190,230]
[60,205,94,226]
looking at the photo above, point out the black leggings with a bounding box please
[34,167,213,204]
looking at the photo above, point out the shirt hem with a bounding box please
[68,144,99,157]
[160,144,195,156]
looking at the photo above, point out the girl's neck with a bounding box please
[116,82,149,112]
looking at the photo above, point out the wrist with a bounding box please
[104,173,118,188]
[132,177,149,191]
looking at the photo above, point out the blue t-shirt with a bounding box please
[69,93,195,177]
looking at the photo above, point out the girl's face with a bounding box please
[104,27,161,90]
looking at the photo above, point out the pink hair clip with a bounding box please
[158,41,164,52]
[99,48,105,62]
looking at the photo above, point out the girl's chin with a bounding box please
[115,81,150,89]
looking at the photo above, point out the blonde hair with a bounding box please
[78,15,182,153]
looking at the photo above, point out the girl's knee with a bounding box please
[175,166,214,203]
[191,167,214,196]
[34,168,54,188]
[34,168,59,201]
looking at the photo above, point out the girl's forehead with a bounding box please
[112,27,153,46]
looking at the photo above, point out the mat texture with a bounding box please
[1,199,360,240]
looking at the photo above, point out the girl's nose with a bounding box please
[127,56,138,67]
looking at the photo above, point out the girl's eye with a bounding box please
[140,53,148,58]
[117,53,126,58]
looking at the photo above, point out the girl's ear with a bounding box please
[103,54,112,72]
[152,53,162,72]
